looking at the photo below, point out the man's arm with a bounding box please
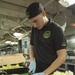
[44,49,67,75]
[28,45,36,73]
[29,45,35,60]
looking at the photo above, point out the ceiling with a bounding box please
[0,0,75,47]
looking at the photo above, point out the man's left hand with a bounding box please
[32,72,45,75]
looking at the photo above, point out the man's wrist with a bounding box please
[30,58,35,61]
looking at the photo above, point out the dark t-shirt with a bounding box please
[30,20,67,72]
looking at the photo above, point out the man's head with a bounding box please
[26,2,44,19]
[26,2,48,29]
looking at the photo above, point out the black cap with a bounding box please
[26,2,44,19]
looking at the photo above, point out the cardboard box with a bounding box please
[0,53,25,66]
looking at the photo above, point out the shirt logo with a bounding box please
[43,31,51,38]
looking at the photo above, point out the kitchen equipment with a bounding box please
[0,53,28,74]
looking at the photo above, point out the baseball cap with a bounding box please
[26,2,44,19]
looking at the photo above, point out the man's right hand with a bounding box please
[28,59,36,73]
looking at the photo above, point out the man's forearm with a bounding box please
[44,49,66,75]
[29,45,35,60]
[44,56,66,75]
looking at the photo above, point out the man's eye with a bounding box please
[33,20,37,23]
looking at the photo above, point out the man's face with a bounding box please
[29,12,45,29]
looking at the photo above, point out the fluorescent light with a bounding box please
[68,0,75,5]
[13,32,24,40]
[10,42,18,45]
[5,41,18,45]
[5,41,11,44]
[13,32,24,37]
[59,0,75,7]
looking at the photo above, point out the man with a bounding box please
[26,2,67,75]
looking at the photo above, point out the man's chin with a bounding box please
[37,27,42,30]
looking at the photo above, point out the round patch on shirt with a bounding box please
[43,31,51,38]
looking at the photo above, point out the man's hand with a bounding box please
[32,72,45,75]
[28,59,36,73]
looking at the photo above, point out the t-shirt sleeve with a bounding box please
[52,26,67,51]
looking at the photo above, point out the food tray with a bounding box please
[0,67,28,74]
